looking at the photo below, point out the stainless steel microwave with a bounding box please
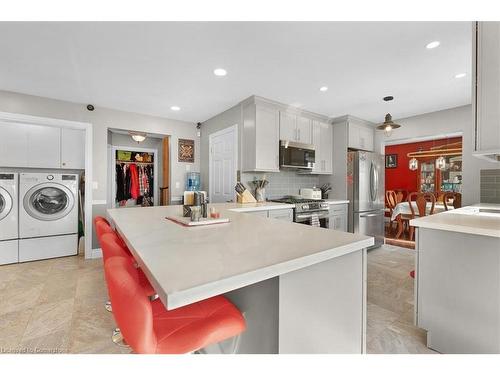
[279,140,315,169]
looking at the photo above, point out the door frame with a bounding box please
[0,111,93,259]
[208,124,238,203]
[110,145,159,207]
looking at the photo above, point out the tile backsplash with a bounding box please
[480,169,500,204]
[240,170,320,199]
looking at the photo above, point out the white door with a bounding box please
[210,126,237,203]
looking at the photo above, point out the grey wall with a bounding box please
[480,169,500,204]
[0,90,200,249]
[374,105,499,206]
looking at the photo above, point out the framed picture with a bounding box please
[178,139,195,163]
[385,154,398,168]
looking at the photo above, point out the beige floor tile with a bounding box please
[0,308,34,350]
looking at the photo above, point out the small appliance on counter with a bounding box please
[299,188,322,200]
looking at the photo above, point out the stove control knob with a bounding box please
[303,204,309,210]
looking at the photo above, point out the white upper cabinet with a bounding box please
[348,120,374,152]
[0,122,29,167]
[61,128,85,169]
[296,116,312,144]
[242,103,280,172]
[279,111,297,141]
[312,121,333,174]
[473,22,500,161]
[26,125,61,168]
[279,111,312,144]
[0,123,85,169]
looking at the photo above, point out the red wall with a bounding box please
[385,137,462,193]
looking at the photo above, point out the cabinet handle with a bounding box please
[298,128,301,141]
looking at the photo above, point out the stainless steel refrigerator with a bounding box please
[347,150,385,249]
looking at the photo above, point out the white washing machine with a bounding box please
[19,173,78,262]
[0,173,19,265]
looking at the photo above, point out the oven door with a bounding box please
[295,210,329,228]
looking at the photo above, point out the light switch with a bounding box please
[175,181,180,189]
[92,181,98,190]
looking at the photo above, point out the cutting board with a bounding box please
[166,215,230,227]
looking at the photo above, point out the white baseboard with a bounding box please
[90,248,103,259]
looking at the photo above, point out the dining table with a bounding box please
[391,201,451,239]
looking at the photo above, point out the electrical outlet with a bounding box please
[186,164,191,172]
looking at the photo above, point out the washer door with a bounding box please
[0,187,13,221]
[23,183,75,221]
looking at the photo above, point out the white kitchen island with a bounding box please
[411,204,500,353]
[107,202,373,354]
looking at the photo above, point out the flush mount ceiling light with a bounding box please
[170,106,180,111]
[319,86,328,92]
[376,113,401,137]
[426,41,440,49]
[213,68,227,76]
[455,73,467,78]
[130,132,147,143]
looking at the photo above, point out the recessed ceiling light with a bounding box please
[319,86,328,92]
[455,73,467,79]
[170,106,180,111]
[213,68,227,76]
[426,41,440,49]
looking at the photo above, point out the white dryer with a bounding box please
[0,173,19,265]
[19,173,78,262]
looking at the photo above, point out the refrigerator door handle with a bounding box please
[369,161,375,202]
[360,212,382,218]
[372,161,379,202]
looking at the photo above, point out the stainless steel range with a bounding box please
[270,196,329,227]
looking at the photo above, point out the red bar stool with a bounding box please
[105,256,246,354]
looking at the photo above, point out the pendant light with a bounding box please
[377,113,401,137]
[130,132,147,143]
[435,156,446,170]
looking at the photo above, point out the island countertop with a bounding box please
[410,203,500,238]
[107,204,373,310]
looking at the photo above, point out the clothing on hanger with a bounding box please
[129,163,140,199]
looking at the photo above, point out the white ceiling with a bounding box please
[0,22,471,124]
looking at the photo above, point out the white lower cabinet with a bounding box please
[245,209,293,221]
[328,204,348,232]
[268,209,293,222]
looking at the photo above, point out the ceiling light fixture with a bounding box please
[213,68,227,76]
[436,156,447,171]
[409,157,419,171]
[376,113,401,137]
[130,132,147,143]
[170,106,180,111]
[455,73,466,79]
[319,86,328,92]
[426,41,440,49]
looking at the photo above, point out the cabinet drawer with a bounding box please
[268,209,293,222]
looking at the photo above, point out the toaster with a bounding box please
[300,188,322,200]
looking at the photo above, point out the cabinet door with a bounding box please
[296,116,312,144]
[312,121,322,173]
[0,122,29,167]
[268,208,293,222]
[256,106,280,171]
[279,111,297,141]
[320,122,333,174]
[61,128,85,169]
[358,126,374,152]
[247,210,268,218]
[27,125,61,168]
[476,22,500,152]
[348,122,360,149]
[329,204,348,231]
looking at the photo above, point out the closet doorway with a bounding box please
[107,129,170,208]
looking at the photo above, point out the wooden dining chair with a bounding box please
[407,192,435,240]
[443,192,455,211]
[453,192,462,209]
[394,189,408,203]
[385,190,398,233]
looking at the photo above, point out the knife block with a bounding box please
[236,190,257,204]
